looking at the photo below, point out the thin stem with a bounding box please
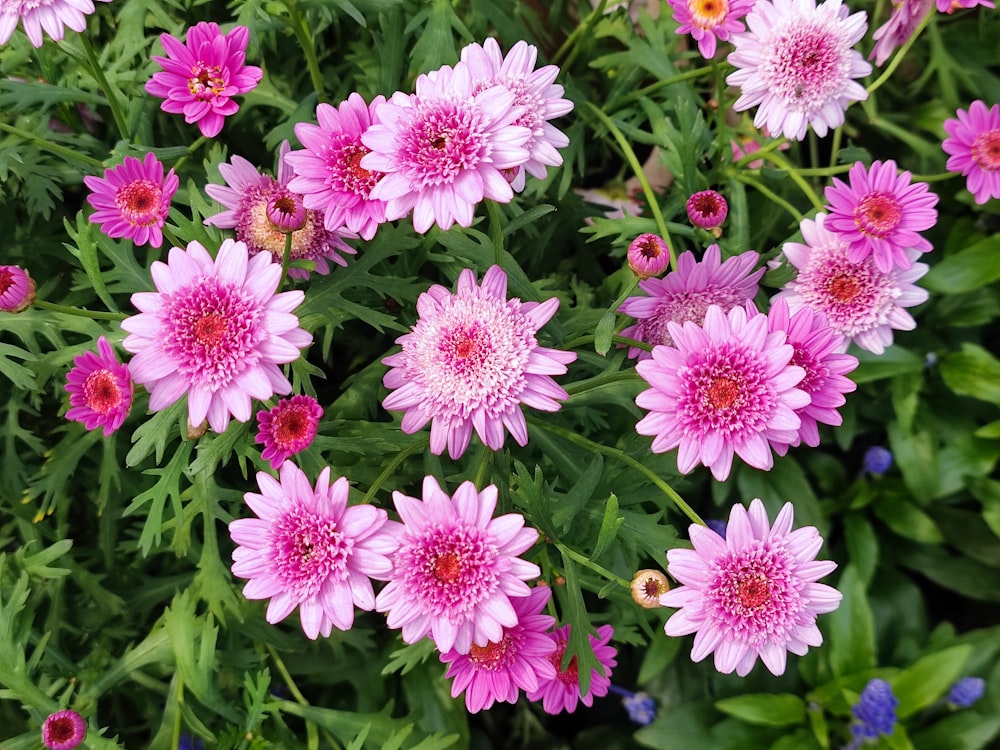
[284,0,325,99]
[266,644,319,749]
[33,299,128,321]
[0,122,104,169]
[908,171,960,183]
[866,8,934,97]
[485,200,504,268]
[472,443,491,488]
[828,126,843,170]
[612,66,714,109]
[279,230,293,290]
[711,58,727,163]
[171,676,184,750]
[361,437,427,505]
[732,173,804,222]
[78,34,130,141]
[561,333,653,353]
[607,275,639,318]
[171,136,208,173]
[553,0,608,68]
[792,164,852,177]
[761,149,825,211]
[556,543,631,590]
[565,369,640,397]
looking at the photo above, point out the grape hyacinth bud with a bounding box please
[947,677,985,708]
[0,264,36,313]
[850,678,898,744]
[706,518,728,539]
[631,568,670,608]
[627,233,671,278]
[608,685,657,725]
[863,446,893,476]
[686,190,728,230]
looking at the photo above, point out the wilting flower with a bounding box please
[121,239,312,434]
[619,244,764,359]
[64,336,133,436]
[439,585,557,712]
[382,265,575,459]
[527,624,617,714]
[205,142,355,278]
[0,0,109,47]
[942,100,1000,205]
[849,678,898,746]
[869,0,932,67]
[686,189,729,229]
[229,463,398,639]
[947,677,986,708]
[0,264,36,313]
[145,22,263,138]
[41,710,87,750]
[667,0,756,59]
[662,499,842,676]
[627,234,671,278]
[375,476,540,654]
[83,152,179,248]
[256,394,323,470]
[631,569,670,608]
[727,0,871,141]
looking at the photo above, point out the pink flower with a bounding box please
[726,0,871,141]
[619,244,764,360]
[686,189,729,229]
[627,234,671,279]
[869,0,932,66]
[205,142,356,279]
[121,239,312,434]
[286,93,389,241]
[942,100,1000,205]
[667,0,756,59]
[361,64,532,233]
[661,498,842,676]
[41,710,86,750]
[440,585,557,712]
[145,22,263,138]
[936,0,994,10]
[0,264,36,313]
[576,184,644,220]
[255,394,322,470]
[382,265,576,460]
[64,336,133,436]
[635,304,810,481]
[83,152,179,248]
[0,0,108,47]
[774,212,929,354]
[375,476,540,654]
[229,463,398,639]
[526,624,617,714]
[824,160,939,273]
[766,299,857,451]
[460,38,574,191]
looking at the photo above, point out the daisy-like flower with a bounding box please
[661,498,842,676]
[527,624,617,714]
[382,264,575,460]
[686,189,729,229]
[942,100,1000,205]
[145,22,263,138]
[361,64,532,233]
[667,0,756,59]
[205,142,356,279]
[230,463,398,639]
[439,585,557,712]
[121,239,312,434]
[869,0,932,66]
[619,244,764,360]
[726,0,871,141]
[41,710,87,750]
[627,234,671,279]
[0,0,108,47]
[635,304,809,481]
[0,264,36,313]
[776,213,929,354]
[460,38,574,191]
[824,160,939,273]
[375,476,540,654]
[64,336,133,436]
[83,152,179,248]
[767,299,857,451]
[255,394,323,470]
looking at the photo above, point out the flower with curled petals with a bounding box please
[942,100,1000,205]
[662,498,842,676]
[84,152,178,248]
[41,709,86,750]
[64,336,133,436]
[526,623,617,714]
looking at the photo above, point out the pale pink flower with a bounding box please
[526,624,617,714]
[382,265,576,460]
[41,710,87,750]
[774,212,929,354]
[64,336,133,436]
[942,100,1000,205]
[0,0,108,47]
[869,0,932,67]
[662,498,842,676]
[375,476,540,655]
[256,394,323,470]
[0,264,36,313]
[229,463,398,639]
[121,239,312,434]
[726,0,871,141]
[667,0,756,59]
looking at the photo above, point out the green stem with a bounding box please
[0,122,104,169]
[760,149,825,211]
[78,34,130,141]
[266,644,319,749]
[556,542,631,590]
[485,200,504,268]
[711,58,727,163]
[472,443,491,488]
[731,173,804,222]
[908,171,961,183]
[565,369,640,398]
[561,333,652,353]
[607,275,639,317]
[792,164,852,177]
[171,136,208,173]
[527,416,704,526]
[33,299,127,321]
[171,676,184,750]
[553,0,608,68]
[361,437,427,505]
[284,0,325,98]
[866,8,934,97]
[279,230,293,290]
[612,66,714,109]
[828,126,843,170]
[732,136,790,169]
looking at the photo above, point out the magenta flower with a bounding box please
[286,93,388,240]
[145,22,263,138]
[942,100,1000,205]
[460,38,574,191]
[775,212,929,354]
[361,64,532,233]
[0,264,36,313]
[440,585,557,712]
[64,336,133,436]
[205,142,355,279]
[824,160,939,273]
[635,304,810,481]
[382,265,575,460]
[627,234,671,279]
[41,710,87,750]
[255,394,323,470]
[686,189,729,229]
[869,0,932,66]
[83,152,178,248]
[230,463,398,639]
[619,244,764,359]
[662,498,842,676]
[526,624,617,714]
[121,239,312,434]
[667,0,756,59]
[0,0,108,47]
[726,0,870,141]
[936,0,994,10]
[375,476,540,654]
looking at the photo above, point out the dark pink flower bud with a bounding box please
[686,189,729,230]
[627,233,670,278]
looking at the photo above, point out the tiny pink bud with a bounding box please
[686,190,728,230]
[627,234,670,278]
[0,265,36,313]
[266,191,307,233]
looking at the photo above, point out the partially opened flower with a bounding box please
[256,394,323,470]
[230,463,398,639]
[41,710,86,750]
[0,264,36,313]
[64,336,133,436]
[382,265,576,460]
[942,100,1000,205]
[0,0,109,47]
[667,0,756,59]
[627,234,671,279]
[83,152,179,248]
[686,189,729,229]
[869,0,932,66]
[662,499,842,676]
[526,624,617,714]
[375,476,540,654]
[121,239,312,433]
[145,22,263,138]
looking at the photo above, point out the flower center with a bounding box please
[273,507,352,595]
[116,180,163,226]
[854,192,903,238]
[83,369,122,415]
[828,272,860,301]
[736,572,772,609]
[550,643,580,686]
[707,376,741,409]
[767,22,846,109]
[402,97,487,187]
[194,312,227,345]
[643,578,662,598]
[710,543,800,645]
[48,718,75,742]
[971,129,1000,172]
[433,551,463,582]
[680,343,776,436]
[331,142,382,197]
[188,63,226,99]
[691,0,729,29]
[273,409,309,448]
[637,236,663,260]
[0,269,12,295]
[468,635,515,670]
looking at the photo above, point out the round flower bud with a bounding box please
[0,264,37,313]
[266,191,307,233]
[686,190,729,230]
[631,568,670,608]
[42,710,87,750]
[627,234,671,279]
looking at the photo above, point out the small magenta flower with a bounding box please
[850,678,898,744]
[947,677,986,708]
[863,446,893,475]
[256,395,323,470]
[41,710,87,750]
[942,100,1000,205]
[686,189,729,230]
[64,336,133,436]
[145,22,263,138]
[0,264,36,313]
[83,152,179,248]
[0,0,109,47]
[527,624,617,714]
[631,569,670,608]
[936,0,994,10]
[667,0,756,59]
[627,234,671,278]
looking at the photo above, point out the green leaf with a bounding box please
[941,344,1000,405]
[887,418,939,504]
[851,346,924,384]
[715,694,806,727]
[970,477,1000,540]
[828,565,876,677]
[872,494,944,544]
[0,342,36,391]
[594,310,616,355]
[891,645,972,718]
[591,494,624,561]
[922,234,1000,294]
[552,455,604,534]
[844,514,879,587]
[911,711,1000,750]
[557,555,605,696]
